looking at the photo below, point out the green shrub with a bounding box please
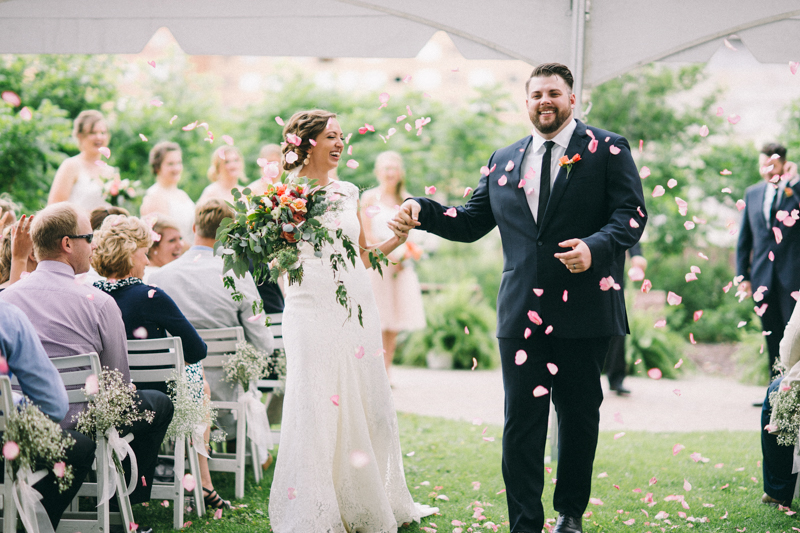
[397,282,499,370]
[625,306,687,378]
[734,329,771,386]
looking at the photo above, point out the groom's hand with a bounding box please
[389,200,422,238]
[554,239,592,273]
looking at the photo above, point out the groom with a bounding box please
[391,63,645,533]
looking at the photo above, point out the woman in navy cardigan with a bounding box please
[92,214,230,510]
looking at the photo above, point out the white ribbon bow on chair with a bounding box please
[191,423,209,458]
[12,467,53,533]
[99,427,138,506]
[237,387,273,465]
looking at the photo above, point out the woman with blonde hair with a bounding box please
[91,215,231,510]
[198,145,246,205]
[360,151,426,375]
[48,110,115,213]
[140,142,195,244]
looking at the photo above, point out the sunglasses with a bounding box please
[65,233,94,243]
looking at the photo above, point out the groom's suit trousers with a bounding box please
[499,331,610,533]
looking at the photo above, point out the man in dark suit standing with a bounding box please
[391,63,646,533]
[737,143,800,377]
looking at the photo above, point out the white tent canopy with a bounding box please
[1,0,798,99]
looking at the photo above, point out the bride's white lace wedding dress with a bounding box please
[269,177,420,532]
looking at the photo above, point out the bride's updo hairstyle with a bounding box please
[281,109,337,171]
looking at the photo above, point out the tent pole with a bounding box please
[571,0,587,120]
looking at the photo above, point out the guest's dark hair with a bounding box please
[761,143,787,161]
[90,206,130,231]
[525,63,574,94]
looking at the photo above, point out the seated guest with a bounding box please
[150,199,273,461]
[762,298,800,507]
[91,214,229,509]
[0,215,37,290]
[77,206,129,286]
[0,202,173,516]
[0,300,95,529]
[142,214,184,282]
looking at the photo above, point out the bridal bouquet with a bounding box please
[769,382,800,446]
[4,399,75,492]
[215,174,388,325]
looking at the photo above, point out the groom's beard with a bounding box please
[530,105,570,134]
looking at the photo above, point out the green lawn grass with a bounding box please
[133,414,796,532]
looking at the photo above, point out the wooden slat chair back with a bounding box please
[127,337,205,528]
[256,313,283,445]
[45,352,135,533]
[195,327,260,499]
[0,375,19,533]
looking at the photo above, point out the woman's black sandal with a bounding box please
[203,487,232,510]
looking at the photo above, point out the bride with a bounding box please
[268,109,422,532]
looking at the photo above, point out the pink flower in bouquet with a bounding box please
[292,198,308,213]
[108,178,120,197]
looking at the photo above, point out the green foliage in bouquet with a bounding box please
[164,370,223,442]
[3,400,75,493]
[222,341,271,392]
[214,175,388,326]
[769,382,800,447]
[398,282,499,370]
[75,368,154,440]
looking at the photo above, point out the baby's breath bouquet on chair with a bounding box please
[222,341,273,464]
[75,368,154,504]
[164,370,224,458]
[214,175,388,326]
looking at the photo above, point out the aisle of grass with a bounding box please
[134,414,794,532]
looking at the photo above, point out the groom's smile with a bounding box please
[526,74,576,138]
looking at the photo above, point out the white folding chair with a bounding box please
[0,375,19,533]
[49,352,135,533]
[127,337,205,528]
[196,327,261,499]
[256,313,284,444]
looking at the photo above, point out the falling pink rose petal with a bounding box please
[683,479,692,491]
[1,91,21,106]
[498,175,508,186]
[274,116,284,126]
[518,179,526,189]
[222,135,234,146]
[609,145,621,155]
[505,160,515,171]
[285,151,298,165]
[139,133,148,142]
[674,387,683,395]
[684,221,695,231]
[527,310,543,325]
[2,441,19,460]
[464,327,469,335]
[639,166,650,179]
[97,146,111,159]
[738,320,747,328]
[673,443,685,455]
[147,289,156,299]
[346,159,359,169]
[547,363,558,375]
[247,313,263,323]
[545,325,554,334]
[365,205,381,218]
[727,114,741,124]
[693,310,703,322]
[698,252,709,260]
[562,290,568,302]
[627,267,645,282]
[425,185,436,195]
[589,498,604,506]
[685,273,697,282]
[330,395,339,406]
[85,374,99,396]
[773,227,783,244]
[532,288,544,297]
[350,450,370,468]
[716,106,724,116]
[647,368,662,380]
[444,207,457,218]
[754,303,768,317]
[699,125,709,137]
[524,328,532,339]
[149,99,163,107]
[19,107,32,120]
[53,461,66,478]
[533,385,549,398]
[378,92,390,108]
[0,357,8,375]
[723,281,733,293]
[182,473,196,492]
[213,508,223,519]
[614,432,625,440]
[463,187,473,198]
[630,218,640,229]
[133,327,148,339]
[790,61,800,75]
[641,279,652,293]
[287,487,297,500]
[652,185,665,198]
[588,139,598,153]
[667,291,682,306]
[515,350,527,365]
[675,197,688,216]
[639,139,644,152]
[354,346,364,359]
[667,179,678,189]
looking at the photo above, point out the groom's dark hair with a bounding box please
[525,63,574,94]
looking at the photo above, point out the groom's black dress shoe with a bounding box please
[553,513,583,533]
[609,380,631,396]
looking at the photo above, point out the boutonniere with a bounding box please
[558,154,581,177]
[785,187,794,198]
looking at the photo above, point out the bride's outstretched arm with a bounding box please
[356,204,407,269]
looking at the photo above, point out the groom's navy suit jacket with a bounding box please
[736,179,800,295]
[416,119,646,339]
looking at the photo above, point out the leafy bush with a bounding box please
[734,329,771,386]
[625,305,686,379]
[397,282,499,370]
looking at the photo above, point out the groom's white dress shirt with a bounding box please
[521,118,577,223]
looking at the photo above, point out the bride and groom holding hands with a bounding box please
[270,62,646,533]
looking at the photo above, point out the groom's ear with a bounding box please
[569,92,576,108]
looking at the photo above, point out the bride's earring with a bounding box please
[303,152,310,166]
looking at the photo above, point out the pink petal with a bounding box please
[462,187,473,198]
[699,125,709,137]
[652,185,665,198]
[505,160,515,171]
[773,227,783,244]
[346,159,359,169]
[0,357,8,375]
[518,179,526,189]
[683,479,692,491]
[723,281,733,293]
[247,313,263,323]
[647,368,662,380]
[693,310,703,321]
[716,106,724,116]
[630,218,640,228]
[98,147,111,159]
[685,273,697,282]
[444,207,457,218]
[425,185,436,195]
[132,327,148,339]
[214,508,223,519]
[684,221,695,230]
[532,385,549,398]
[791,61,799,75]
[331,395,339,406]
[628,267,645,282]
[639,166,650,179]
[148,289,156,298]
[527,310,543,325]
[667,179,678,189]
[19,107,32,120]
[147,60,156,68]
[614,432,625,440]
[727,114,741,124]
[1,91,21,106]
[641,279,652,293]
[515,350,527,365]
[139,133,148,142]
[589,498,604,506]
[498,175,508,186]
[149,99,163,107]
[182,473,196,491]
[285,151,298,165]
[85,374,99,396]
[639,139,644,152]
[673,444,685,455]
[287,487,297,500]
[3,441,19,460]
[53,461,66,478]
[588,139,599,153]
[562,290,568,302]
[547,363,558,375]
[533,288,544,296]
[667,291,682,305]
[222,135,234,146]
[524,328,532,339]
[609,145,621,155]
[738,320,747,328]
[545,325,554,334]
[354,346,364,359]
[754,303,768,317]
[698,252,709,260]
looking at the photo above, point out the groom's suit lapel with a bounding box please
[508,136,536,230]
[538,120,591,236]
